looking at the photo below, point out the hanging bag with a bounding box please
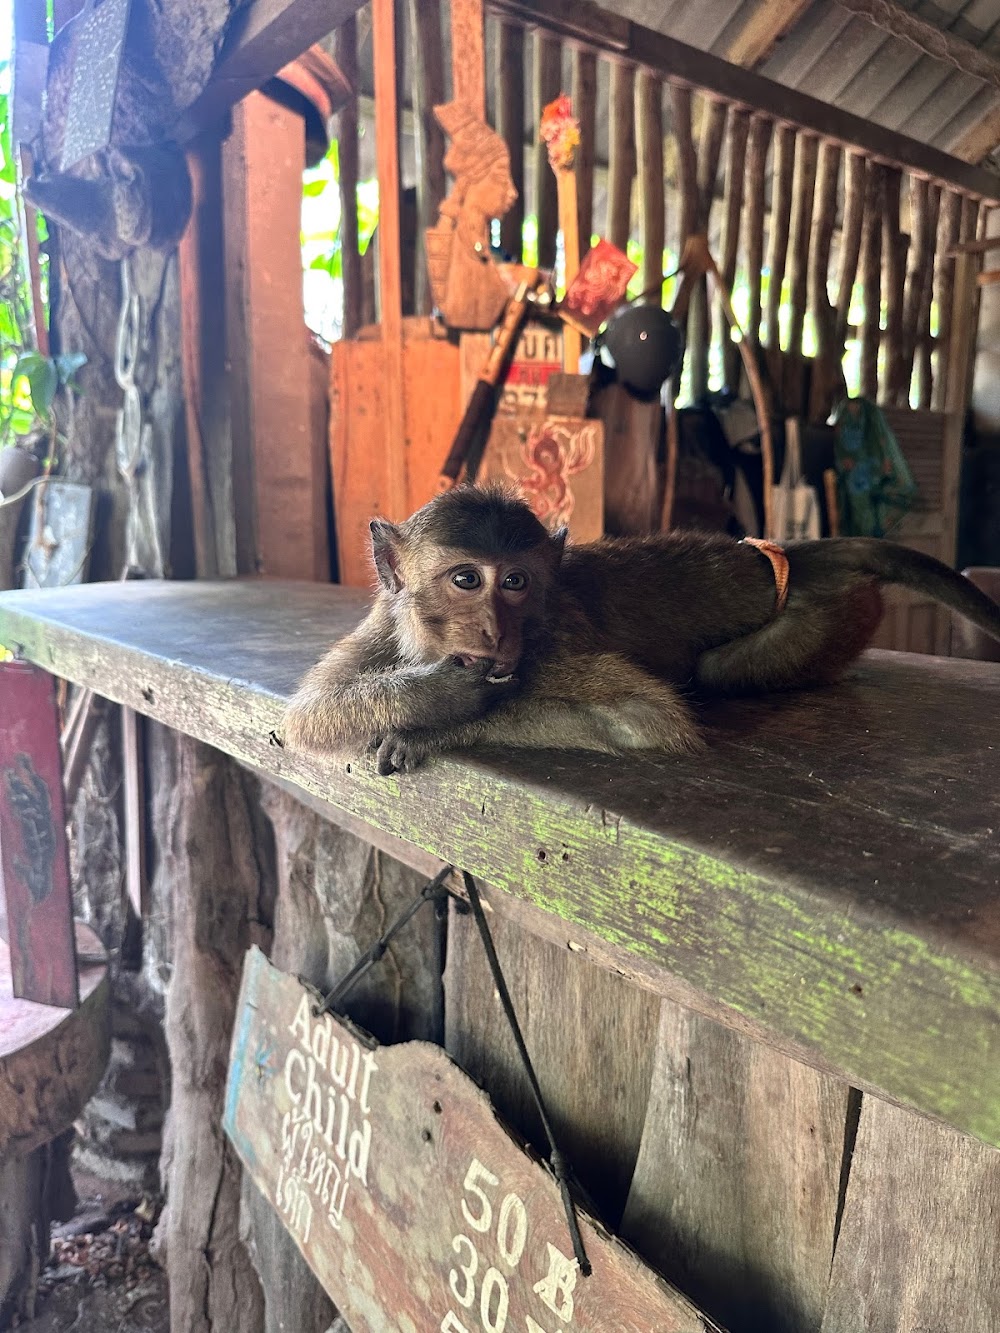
[770,418,821,542]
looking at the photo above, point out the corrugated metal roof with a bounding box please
[629,0,1000,158]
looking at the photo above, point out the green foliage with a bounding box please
[0,62,84,458]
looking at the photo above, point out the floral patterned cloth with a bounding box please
[832,398,917,538]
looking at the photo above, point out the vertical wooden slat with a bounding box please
[764,124,795,351]
[785,132,818,416]
[745,115,773,348]
[916,184,941,411]
[931,190,962,412]
[859,162,885,402]
[451,0,485,117]
[337,17,362,338]
[372,0,407,519]
[835,150,866,351]
[807,140,842,424]
[720,108,750,391]
[689,98,727,399]
[882,168,907,405]
[410,0,446,313]
[636,71,665,298]
[900,176,929,404]
[497,21,525,261]
[607,60,636,254]
[572,48,597,257]
[532,34,561,270]
[942,253,975,568]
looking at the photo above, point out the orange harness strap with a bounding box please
[741,537,790,615]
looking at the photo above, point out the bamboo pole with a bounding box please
[497,21,525,260]
[916,183,941,410]
[808,139,842,423]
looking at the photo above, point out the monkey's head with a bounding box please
[369,486,566,679]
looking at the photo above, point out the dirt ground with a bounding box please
[12,1171,169,1333]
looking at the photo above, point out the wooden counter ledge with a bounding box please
[1,578,998,1147]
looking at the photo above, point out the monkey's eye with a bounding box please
[452,569,482,590]
[503,572,528,591]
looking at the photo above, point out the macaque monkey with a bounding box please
[284,486,1000,775]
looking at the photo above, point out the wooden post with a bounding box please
[636,71,665,299]
[222,92,329,580]
[808,140,840,421]
[916,184,942,410]
[497,21,526,261]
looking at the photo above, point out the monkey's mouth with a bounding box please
[456,653,518,682]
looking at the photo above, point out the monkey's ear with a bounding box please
[549,526,568,565]
[370,520,404,592]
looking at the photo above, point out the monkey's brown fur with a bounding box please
[284,485,1000,775]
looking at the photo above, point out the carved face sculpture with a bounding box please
[436,100,517,229]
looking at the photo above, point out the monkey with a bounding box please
[283,485,1000,776]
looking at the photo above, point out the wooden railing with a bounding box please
[330,0,998,421]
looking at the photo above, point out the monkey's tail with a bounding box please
[813,538,1000,644]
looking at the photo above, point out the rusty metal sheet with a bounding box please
[224,947,720,1333]
[0,662,79,1009]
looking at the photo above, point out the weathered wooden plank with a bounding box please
[720,108,750,391]
[882,168,908,406]
[2,582,1000,1149]
[445,907,660,1227]
[409,0,446,315]
[622,999,851,1333]
[452,0,487,118]
[820,1095,1000,1332]
[860,162,885,401]
[0,662,78,1008]
[225,948,720,1332]
[764,124,795,351]
[336,18,362,339]
[486,0,1000,202]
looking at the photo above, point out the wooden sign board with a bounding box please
[480,414,605,542]
[224,948,718,1333]
[497,321,563,417]
[0,662,79,1009]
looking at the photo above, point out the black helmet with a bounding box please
[600,304,685,400]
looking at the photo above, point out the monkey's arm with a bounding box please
[284,615,514,754]
[373,652,702,775]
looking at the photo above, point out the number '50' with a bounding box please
[460,1159,527,1267]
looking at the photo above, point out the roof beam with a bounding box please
[725,0,811,69]
[173,0,365,142]
[950,104,1000,165]
[835,0,1000,93]
[488,0,1000,201]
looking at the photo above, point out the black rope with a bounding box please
[312,865,451,1017]
[462,871,592,1278]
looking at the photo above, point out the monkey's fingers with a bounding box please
[375,732,429,776]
